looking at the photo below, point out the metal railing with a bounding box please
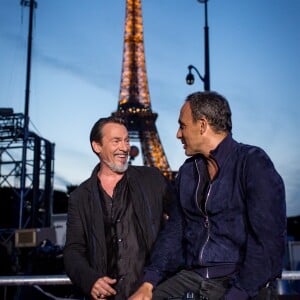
[0,271,299,299]
[0,274,71,286]
[281,270,300,280]
[0,271,299,286]
[0,271,298,286]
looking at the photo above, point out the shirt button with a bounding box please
[118,238,122,242]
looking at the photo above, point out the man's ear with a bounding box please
[199,118,208,135]
[92,141,101,154]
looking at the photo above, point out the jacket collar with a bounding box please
[209,133,237,169]
[182,134,237,173]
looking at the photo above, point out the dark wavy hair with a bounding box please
[89,116,127,149]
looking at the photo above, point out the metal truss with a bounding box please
[0,111,55,234]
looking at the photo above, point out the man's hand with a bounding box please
[91,276,117,300]
[128,282,154,300]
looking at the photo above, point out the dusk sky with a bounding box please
[0,0,299,216]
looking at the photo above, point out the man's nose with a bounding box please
[120,141,129,151]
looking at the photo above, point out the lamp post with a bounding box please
[186,0,210,91]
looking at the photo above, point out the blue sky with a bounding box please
[0,0,299,216]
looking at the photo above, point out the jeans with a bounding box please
[252,283,278,300]
[153,270,229,300]
[152,269,278,300]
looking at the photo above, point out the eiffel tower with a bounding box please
[112,0,173,179]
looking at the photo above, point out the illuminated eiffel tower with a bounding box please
[112,0,173,179]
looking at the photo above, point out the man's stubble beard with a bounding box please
[102,159,129,174]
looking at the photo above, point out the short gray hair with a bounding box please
[186,91,232,133]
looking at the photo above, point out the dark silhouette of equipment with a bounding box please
[0,110,54,230]
[112,0,174,179]
[0,0,55,250]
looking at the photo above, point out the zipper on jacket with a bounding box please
[194,160,206,215]
[199,182,212,278]
[194,159,212,275]
[199,187,211,252]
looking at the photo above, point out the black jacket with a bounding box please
[64,164,174,297]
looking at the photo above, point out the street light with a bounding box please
[186,65,204,85]
[186,0,210,91]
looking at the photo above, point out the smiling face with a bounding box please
[92,122,130,173]
[176,101,204,157]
